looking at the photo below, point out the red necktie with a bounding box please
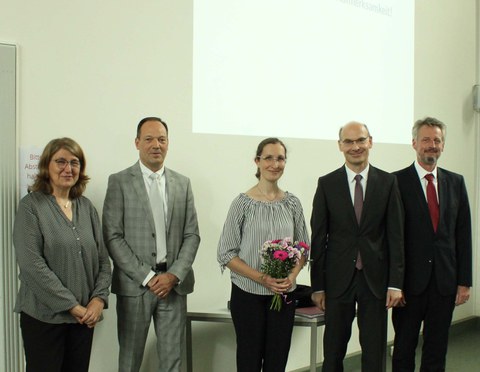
[354,175,363,269]
[425,174,439,232]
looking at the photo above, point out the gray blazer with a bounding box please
[102,161,200,296]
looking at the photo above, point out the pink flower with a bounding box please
[298,241,310,250]
[273,250,288,261]
[271,239,282,244]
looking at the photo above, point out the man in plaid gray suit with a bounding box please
[103,117,200,372]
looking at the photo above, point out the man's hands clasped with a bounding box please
[148,272,179,299]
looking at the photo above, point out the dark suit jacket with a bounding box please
[394,163,472,296]
[103,162,200,296]
[310,165,404,299]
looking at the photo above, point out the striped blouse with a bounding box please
[13,191,112,324]
[217,192,310,295]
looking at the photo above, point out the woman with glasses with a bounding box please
[217,137,310,372]
[13,137,111,372]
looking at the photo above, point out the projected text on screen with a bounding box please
[193,0,414,144]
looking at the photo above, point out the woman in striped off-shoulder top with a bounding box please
[217,137,310,372]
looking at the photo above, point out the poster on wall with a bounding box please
[19,146,42,199]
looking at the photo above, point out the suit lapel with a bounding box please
[437,168,447,228]
[362,166,378,225]
[164,168,175,233]
[130,162,156,232]
[337,167,359,226]
[407,163,434,230]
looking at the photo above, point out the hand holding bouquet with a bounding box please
[260,237,309,311]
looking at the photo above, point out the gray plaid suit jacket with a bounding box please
[102,161,200,296]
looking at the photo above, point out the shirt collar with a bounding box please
[345,163,369,183]
[414,160,437,180]
[139,160,165,179]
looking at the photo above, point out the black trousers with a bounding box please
[230,283,296,372]
[392,274,456,372]
[323,269,387,372]
[20,312,94,372]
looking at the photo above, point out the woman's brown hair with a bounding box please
[29,137,90,198]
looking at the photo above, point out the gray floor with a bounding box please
[334,317,480,372]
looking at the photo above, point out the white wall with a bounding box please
[1,0,478,371]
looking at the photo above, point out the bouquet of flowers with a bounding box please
[260,237,310,311]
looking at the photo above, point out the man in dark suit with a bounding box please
[103,117,200,372]
[392,117,472,372]
[310,121,404,372]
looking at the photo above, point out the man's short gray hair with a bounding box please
[412,117,447,141]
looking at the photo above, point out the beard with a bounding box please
[424,156,437,164]
[421,150,440,165]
